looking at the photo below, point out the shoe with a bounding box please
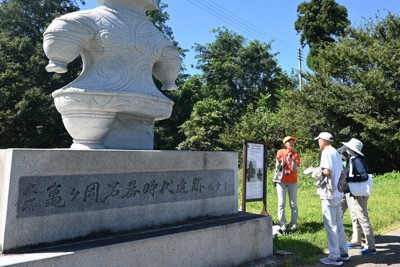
[347,242,363,249]
[340,253,350,262]
[319,257,343,266]
[272,225,284,236]
[360,248,377,255]
[290,224,298,230]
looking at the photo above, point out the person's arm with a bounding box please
[311,167,325,181]
[276,150,283,170]
[294,153,300,167]
[291,153,300,171]
[321,168,331,177]
[338,170,346,192]
[319,149,334,178]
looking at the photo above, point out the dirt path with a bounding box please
[241,228,400,266]
[309,228,400,267]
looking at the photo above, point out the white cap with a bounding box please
[314,132,333,142]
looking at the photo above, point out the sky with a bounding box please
[79,0,399,75]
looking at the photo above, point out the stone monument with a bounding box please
[0,0,273,266]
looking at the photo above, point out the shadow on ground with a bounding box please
[240,229,400,266]
[300,221,326,234]
[239,239,322,267]
[301,232,400,266]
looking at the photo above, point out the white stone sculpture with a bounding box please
[43,0,181,149]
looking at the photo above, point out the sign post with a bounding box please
[242,140,268,215]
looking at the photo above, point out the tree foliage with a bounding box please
[1,1,398,174]
[178,98,230,151]
[295,0,350,70]
[0,0,85,148]
[155,75,204,149]
[219,94,287,166]
[194,28,288,117]
[178,28,292,151]
[283,12,400,172]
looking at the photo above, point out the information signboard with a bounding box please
[242,140,268,215]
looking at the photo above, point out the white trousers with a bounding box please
[322,197,348,259]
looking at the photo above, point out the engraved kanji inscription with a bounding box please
[17,170,234,218]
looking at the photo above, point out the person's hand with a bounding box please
[311,167,323,180]
[338,183,343,192]
[276,157,283,171]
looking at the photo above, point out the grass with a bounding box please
[239,170,400,266]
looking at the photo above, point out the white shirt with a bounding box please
[320,146,344,198]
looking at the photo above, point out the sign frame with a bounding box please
[241,140,268,215]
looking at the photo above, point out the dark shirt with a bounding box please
[346,156,368,183]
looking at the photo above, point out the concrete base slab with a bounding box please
[0,213,273,267]
[0,149,238,252]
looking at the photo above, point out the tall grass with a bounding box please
[239,169,400,266]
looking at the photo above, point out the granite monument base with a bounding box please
[0,149,273,266]
[0,149,239,252]
[0,213,273,267]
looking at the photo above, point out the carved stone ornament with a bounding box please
[43,0,181,149]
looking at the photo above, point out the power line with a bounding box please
[205,0,298,52]
[185,0,297,58]
[183,0,299,61]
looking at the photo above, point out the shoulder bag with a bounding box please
[348,174,373,197]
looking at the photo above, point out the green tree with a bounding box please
[219,94,287,166]
[0,0,85,148]
[283,13,400,172]
[194,28,287,118]
[194,27,244,115]
[155,76,204,149]
[295,0,350,70]
[178,28,291,151]
[178,98,230,151]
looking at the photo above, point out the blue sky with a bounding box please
[80,0,399,75]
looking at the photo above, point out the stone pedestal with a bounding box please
[0,213,273,267]
[0,149,273,266]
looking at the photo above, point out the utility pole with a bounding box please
[297,48,303,91]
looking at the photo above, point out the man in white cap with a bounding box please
[314,132,350,265]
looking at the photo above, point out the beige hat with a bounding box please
[314,132,333,142]
[283,136,297,144]
[342,138,364,156]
